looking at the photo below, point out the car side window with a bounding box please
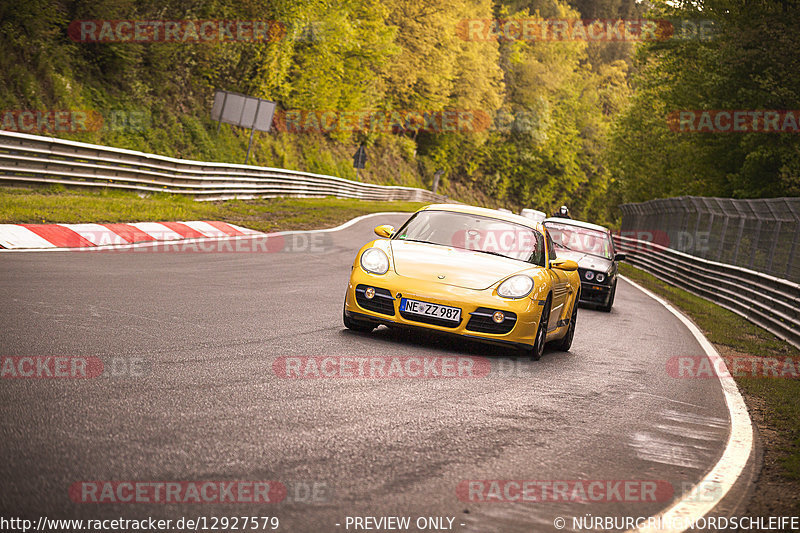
[546,232,556,263]
[607,231,616,257]
[529,232,545,266]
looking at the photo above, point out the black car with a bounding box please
[542,218,626,312]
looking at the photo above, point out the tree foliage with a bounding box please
[0,0,676,221]
[608,0,800,208]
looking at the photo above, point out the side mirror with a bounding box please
[374,225,395,238]
[550,258,579,271]
[615,253,627,262]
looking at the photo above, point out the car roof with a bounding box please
[543,217,610,233]
[521,208,547,215]
[421,203,544,232]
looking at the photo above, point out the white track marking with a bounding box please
[620,276,754,533]
[225,222,261,235]
[129,222,183,241]
[0,212,411,252]
[0,224,57,249]
[180,220,233,238]
[60,223,128,246]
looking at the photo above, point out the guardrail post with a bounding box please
[788,229,800,280]
[679,197,690,241]
[766,220,781,274]
[694,209,703,249]
[786,200,800,280]
[731,217,746,266]
[760,199,781,274]
[717,214,730,262]
[693,197,708,257]
[748,217,762,270]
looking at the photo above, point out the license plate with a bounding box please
[400,298,461,322]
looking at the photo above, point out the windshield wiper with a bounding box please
[396,238,458,248]
[582,251,613,261]
[555,242,577,252]
[555,242,610,260]
[471,249,513,259]
[396,238,436,244]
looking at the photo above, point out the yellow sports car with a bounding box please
[343,204,581,360]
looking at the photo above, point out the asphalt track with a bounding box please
[0,213,742,532]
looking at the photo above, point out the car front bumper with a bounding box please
[579,281,612,305]
[344,270,559,349]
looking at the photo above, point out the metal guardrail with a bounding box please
[0,130,447,203]
[619,196,800,283]
[614,234,800,349]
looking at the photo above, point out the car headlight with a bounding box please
[497,275,534,299]
[584,270,595,281]
[360,248,390,275]
[596,272,606,283]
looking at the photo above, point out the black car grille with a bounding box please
[466,307,517,334]
[355,285,395,316]
[580,286,609,304]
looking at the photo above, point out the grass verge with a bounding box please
[0,186,428,233]
[620,263,800,515]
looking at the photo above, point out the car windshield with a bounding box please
[393,210,545,265]
[544,222,613,260]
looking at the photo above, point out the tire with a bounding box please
[556,292,579,351]
[521,297,550,361]
[343,303,376,333]
[599,282,616,312]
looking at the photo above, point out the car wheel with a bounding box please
[556,292,579,351]
[521,297,550,361]
[343,303,376,333]
[599,282,616,312]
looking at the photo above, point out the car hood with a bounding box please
[389,241,529,290]
[555,250,612,272]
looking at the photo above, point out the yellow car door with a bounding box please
[545,231,570,331]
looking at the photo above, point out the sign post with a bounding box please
[353,145,367,181]
[211,90,276,164]
[432,169,444,194]
[245,99,262,164]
